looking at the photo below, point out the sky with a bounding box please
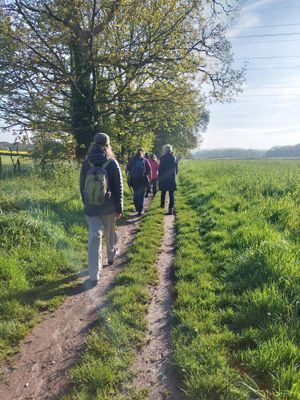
[201,0,300,149]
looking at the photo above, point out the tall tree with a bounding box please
[0,0,243,156]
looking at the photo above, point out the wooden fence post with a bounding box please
[17,158,21,174]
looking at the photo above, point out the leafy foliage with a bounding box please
[0,0,243,156]
[31,131,76,166]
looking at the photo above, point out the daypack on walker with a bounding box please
[130,158,146,179]
[84,159,111,206]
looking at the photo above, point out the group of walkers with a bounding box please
[126,147,177,216]
[80,132,178,283]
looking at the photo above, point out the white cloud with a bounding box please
[267,102,300,108]
[260,127,300,135]
[242,0,282,13]
[201,126,300,149]
[227,14,260,38]
[227,0,285,38]
[0,130,14,140]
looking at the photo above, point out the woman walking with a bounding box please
[158,144,178,215]
[126,148,151,216]
[146,153,159,197]
[80,132,123,283]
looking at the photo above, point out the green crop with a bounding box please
[172,160,300,400]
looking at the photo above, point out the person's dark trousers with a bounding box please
[134,188,145,214]
[152,179,158,196]
[160,190,174,208]
[169,191,174,208]
[160,190,166,208]
[145,181,151,198]
[146,179,158,197]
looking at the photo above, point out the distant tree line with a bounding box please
[265,144,300,158]
[0,0,243,159]
[0,141,33,152]
[193,143,300,159]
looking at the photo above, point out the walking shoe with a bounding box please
[108,247,120,265]
[167,207,174,215]
[89,275,100,284]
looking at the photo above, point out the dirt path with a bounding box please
[0,202,149,400]
[131,214,184,400]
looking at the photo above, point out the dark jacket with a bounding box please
[158,152,178,191]
[80,149,123,216]
[126,156,151,190]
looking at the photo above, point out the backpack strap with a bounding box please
[102,158,112,169]
[87,158,112,169]
[87,159,94,168]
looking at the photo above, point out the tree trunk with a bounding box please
[70,41,97,159]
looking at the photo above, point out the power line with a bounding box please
[236,55,300,60]
[247,65,300,70]
[215,101,300,104]
[234,38,300,45]
[229,32,300,39]
[267,6,300,10]
[244,85,300,89]
[221,102,300,104]
[251,5,300,11]
[246,22,300,29]
[240,94,300,96]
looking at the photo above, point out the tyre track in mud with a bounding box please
[130,214,184,400]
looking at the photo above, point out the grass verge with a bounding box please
[0,164,131,364]
[64,195,164,400]
[0,165,87,362]
[172,160,300,400]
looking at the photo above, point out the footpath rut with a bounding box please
[131,214,184,400]
[0,202,150,400]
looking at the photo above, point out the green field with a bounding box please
[173,160,300,400]
[0,155,32,165]
[0,155,33,178]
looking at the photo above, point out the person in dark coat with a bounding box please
[126,148,151,216]
[158,144,178,215]
[144,152,151,198]
[80,132,123,282]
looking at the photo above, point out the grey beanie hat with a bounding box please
[93,132,110,146]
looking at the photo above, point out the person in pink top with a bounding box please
[146,153,159,197]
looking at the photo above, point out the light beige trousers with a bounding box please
[85,213,118,281]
